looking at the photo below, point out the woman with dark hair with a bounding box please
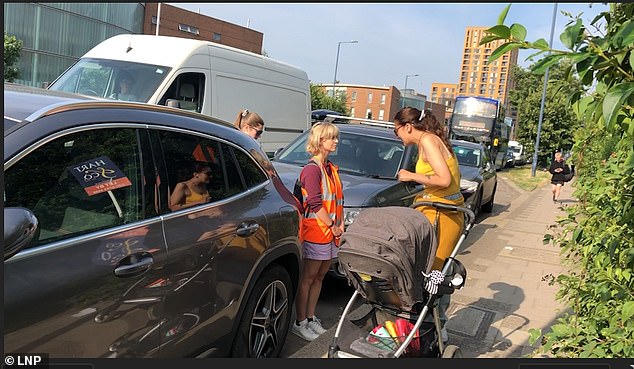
[169,162,212,211]
[234,109,265,140]
[392,107,464,342]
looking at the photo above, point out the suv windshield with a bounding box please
[274,131,404,178]
[48,58,171,103]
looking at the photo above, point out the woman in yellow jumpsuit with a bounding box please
[393,107,464,343]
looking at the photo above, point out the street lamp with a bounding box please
[404,74,419,91]
[403,74,419,108]
[332,40,358,97]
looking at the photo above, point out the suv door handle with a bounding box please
[236,222,260,237]
[114,253,154,277]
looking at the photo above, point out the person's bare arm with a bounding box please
[169,182,187,211]
[398,136,452,188]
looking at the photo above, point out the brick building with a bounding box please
[144,3,263,54]
[325,84,402,122]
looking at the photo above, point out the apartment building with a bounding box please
[4,3,262,88]
[459,26,518,115]
[325,84,402,122]
[430,82,459,124]
[144,3,263,54]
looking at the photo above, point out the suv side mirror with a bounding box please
[4,207,39,260]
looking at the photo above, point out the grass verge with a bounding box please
[498,165,551,191]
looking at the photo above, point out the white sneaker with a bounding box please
[307,316,327,335]
[292,319,319,341]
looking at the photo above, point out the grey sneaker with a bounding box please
[307,316,327,335]
[292,319,319,341]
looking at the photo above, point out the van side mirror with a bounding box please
[4,207,39,260]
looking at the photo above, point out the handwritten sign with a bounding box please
[68,156,132,196]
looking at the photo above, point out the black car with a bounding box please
[451,139,498,217]
[311,109,347,124]
[275,123,492,276]
[3,83,301,358]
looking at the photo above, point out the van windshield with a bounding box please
[48,58,171,103]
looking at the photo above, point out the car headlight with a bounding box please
[344,208,363,227]
[460,178,479,193]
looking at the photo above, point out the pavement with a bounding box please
[288,176,576,358]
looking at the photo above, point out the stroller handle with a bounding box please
[409,201,476,228]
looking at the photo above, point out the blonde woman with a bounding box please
[292,122,344,341]
[234,109,265,140]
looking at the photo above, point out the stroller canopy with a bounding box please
[338,206,438,310]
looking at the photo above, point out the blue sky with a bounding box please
[170,3,608,98]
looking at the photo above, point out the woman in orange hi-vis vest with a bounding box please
[292,122,344,342]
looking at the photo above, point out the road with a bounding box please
[281,175,522,358]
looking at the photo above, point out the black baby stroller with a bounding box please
[328,201,475,358]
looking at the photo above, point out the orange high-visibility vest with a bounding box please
[300,158,344,245]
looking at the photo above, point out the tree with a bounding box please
[508,60,584,166]
[310,83,349,114]
[4,33,23,82]
[484,3,633,357]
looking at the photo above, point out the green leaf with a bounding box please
[603,82,634,131]
[613,19,634,48]
[531,54,566,74]
[528,328,542,346]
[510,23,527,41]
[630,51,634,71]
[489,42,520,63]
[532,38,550,49]
[497,4,511,25]
[623,301,634,322]
[487,25,511,39]
[480,34,503,45]
[560,19,583,50]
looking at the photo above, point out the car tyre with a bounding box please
[230,264,293,358]
[482,184,496,213]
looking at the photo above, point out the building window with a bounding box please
[178,24,200,35]
[350,107,355,117]
[213,33,221,42]
[351,91,357,102]
[366,108,372,119]
[380,94,386,104]
[378,109,385,120]
[151,16,157,25]
[368,93,373,103]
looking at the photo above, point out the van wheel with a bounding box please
[441,344,462,358]
[230,264,292,358]
[482,184,496,213]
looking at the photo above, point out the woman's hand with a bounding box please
[331,224,343,238]
[397,169,414,182]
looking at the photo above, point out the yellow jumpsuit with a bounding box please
[415,154,464,271]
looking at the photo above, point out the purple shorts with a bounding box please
[302,240,338,261]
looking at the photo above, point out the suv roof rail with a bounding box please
[325,114,394,128]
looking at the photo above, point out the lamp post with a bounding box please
[332,40,358,97]
[531,3,558,177]
[404,74,419,91]
[403,74,419,108]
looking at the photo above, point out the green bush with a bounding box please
[485,4,634,357]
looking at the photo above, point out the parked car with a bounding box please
[451,139,498,217]
[504,148,516,168]
[311,109,346,124]
[271,123,488,277]
[3,83,301,358]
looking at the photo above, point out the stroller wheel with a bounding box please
[441,344,462,358]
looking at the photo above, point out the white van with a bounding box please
[508,140,526,165]
[48,34,311,155]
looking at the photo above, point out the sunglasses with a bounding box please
[251,126,264,137]
[393,125,404,136]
